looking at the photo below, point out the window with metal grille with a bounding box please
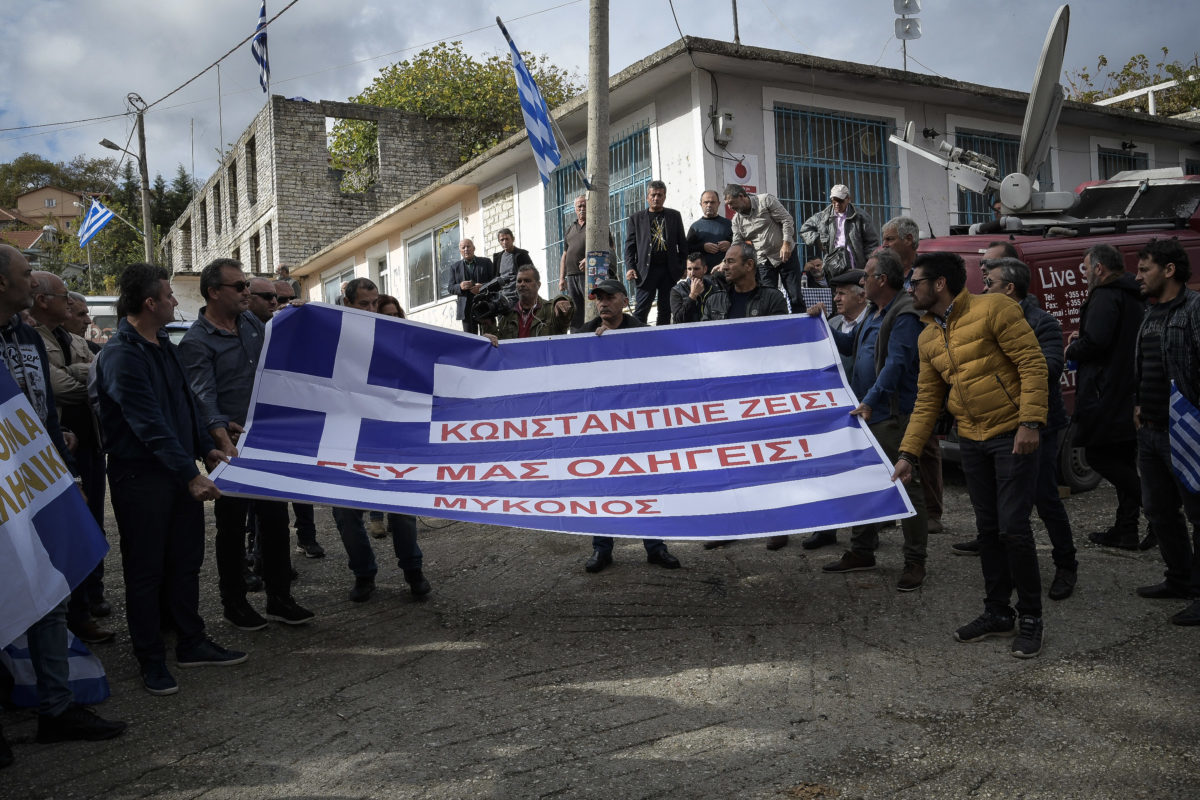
[774,106,897,262]
[950,129,1055,226]
[405,218,461,309]
[543,125,652,292]
[1098,147,1148,180]
[1185,158,1200,176]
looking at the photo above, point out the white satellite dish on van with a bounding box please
[889,4,1077,216]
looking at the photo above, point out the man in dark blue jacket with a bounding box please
[94,263,247,696]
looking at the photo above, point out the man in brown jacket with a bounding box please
[891,252,1049,658]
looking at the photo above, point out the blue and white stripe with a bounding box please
[1170,381,1200,493]
[499,22,561,185]
[252,0,270,93]
[76,200,114,248]
[212,305,914,540]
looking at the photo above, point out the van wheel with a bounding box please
[1058,426,1101,493]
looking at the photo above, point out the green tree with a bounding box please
[1066,48,1200,115]
[0,153,117,207]
[328,41,581,188]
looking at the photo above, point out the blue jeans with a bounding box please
[25,599,72,716]
[1138,426,1200,596]
[1035,428,1076,570]
[332,508,422,577]
[591,536,666,554]
[960,432,1042,618]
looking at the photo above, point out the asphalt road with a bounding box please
[2,471,1198,799]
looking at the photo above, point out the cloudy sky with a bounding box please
[1,0,1195,189]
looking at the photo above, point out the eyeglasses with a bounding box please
[251,291,277,301]
[983,277,1008,288]
[219,281,250,292]
[905,276,933,289]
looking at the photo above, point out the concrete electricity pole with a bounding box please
[584,0,610,322]
[132,94,154,263]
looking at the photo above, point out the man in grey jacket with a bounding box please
[724,183,801,308]
[800,184,880,280]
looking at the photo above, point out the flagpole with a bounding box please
[496,18,590,191]
[217,63,225,160]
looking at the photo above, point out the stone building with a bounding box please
[158,96,459,316]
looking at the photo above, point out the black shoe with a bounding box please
[801,530,837,550]
[647,549,681,569]
[68,618,115,644]
[244,569,264,593]
[1136,582,1191,600]
[1048,568,1077,601]
[1170,599,1200,626]
[764,535,789,551]
[585,549,613,573]
[349,576,376,602]
[404,569,432,598]
[223,601,268,631]
[141,660,179,696]
[36,705,127,743]
[1138,529,1158,551]
[296,541,325,558]
[954,611,1015,642]
[266,595,315,625]
[177,638,248,667]
[0,724,12,769]
[951,538,980,556]
[1011,615,1044,658]
[703,539,736,549]
[1087,528,1138,550]
[89,598,112,618]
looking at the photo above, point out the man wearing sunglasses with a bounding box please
[246,277,278,323]
[179,258,316,632]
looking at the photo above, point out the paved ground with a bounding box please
[2,470,1198,799]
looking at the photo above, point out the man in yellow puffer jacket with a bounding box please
[891,252,1049,658]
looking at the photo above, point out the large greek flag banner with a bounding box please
[0,370,108,647]
[212,305,914,539]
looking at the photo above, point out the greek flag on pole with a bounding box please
[212,305,914,540]
[0,369,108,648]
[499,21,560,185]
[76,200,114,248]
[252,0,270,92]
[1170,381,1200,493]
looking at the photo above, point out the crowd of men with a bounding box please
[2,173,1198,767]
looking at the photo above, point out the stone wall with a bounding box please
[160,96,461,277]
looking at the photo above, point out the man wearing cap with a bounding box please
[624,181,687,327]
[724,183,802,307]
[801,185,880,286]
[828,269,869,335]
[581,278,683,573]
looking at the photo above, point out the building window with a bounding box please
[180,219,193,269]
[232,245,241,264]
[372,253,389,296]
[245,136,258,205]
[1184,158,1200,176]
[263,221,273,273]
[213,184,223,235]
[323,266,355,304]
[228,162,239,222]
[44,197,57,208]
[951,128,1053,227]
[1097,146,1148,180]
[406,219,460,309]
[543,125,652,291]
[199,201,208,247]
[249,231,261,273]
[773,105,899,263]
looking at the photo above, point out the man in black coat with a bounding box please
[624,180,687,326]
[1066,243,1146,550]
[447,239,496,334]
[491,228,532,306]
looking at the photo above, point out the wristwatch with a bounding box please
[1019,421,1042,430]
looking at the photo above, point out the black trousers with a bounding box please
[109,459,206,664]
[634,267,674,326]
[215,495,292,604]
[1085,440,1142,535]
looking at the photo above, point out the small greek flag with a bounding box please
[76,200,114,248]
[1,631,111,707]
[252,0,270,93]
[497,19,560,185]
[1170,381,1200,493]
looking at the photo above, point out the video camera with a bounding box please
[468,272,516,323]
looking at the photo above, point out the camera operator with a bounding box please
[482,265,572,344]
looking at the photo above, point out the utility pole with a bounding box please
[130,93,154,262]
[584,0,610,323]
[732,0,741,45]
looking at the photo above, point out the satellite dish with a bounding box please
[1016,4,1069,184]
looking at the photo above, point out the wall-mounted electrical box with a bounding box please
[712,109,734,146]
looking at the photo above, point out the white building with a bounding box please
[292,36,1200,326]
